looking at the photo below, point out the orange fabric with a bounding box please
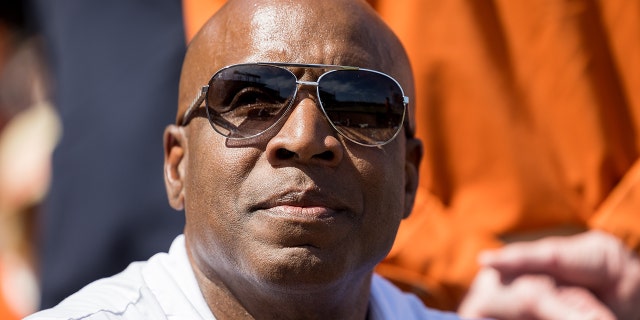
[182,0,226,43]
[371,0,640,310]
[182,0,640,311]
[0,262,20,320]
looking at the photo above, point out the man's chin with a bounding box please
[248,246,356,292]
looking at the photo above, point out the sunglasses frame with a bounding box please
[180,62,410,146]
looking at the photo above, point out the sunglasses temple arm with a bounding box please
[181,86,208,126]
[402,97,415,138]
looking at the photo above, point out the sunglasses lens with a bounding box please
[206,65,296,138]
[318,70,406,145]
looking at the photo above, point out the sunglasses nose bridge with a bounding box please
[296,80,319,87]
[292,79,322,111]
[294,80,320,99]
[286,80,339,138]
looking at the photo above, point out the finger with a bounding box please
[460,269,616,320]
[535,286,616,320]
[479,231,622,289]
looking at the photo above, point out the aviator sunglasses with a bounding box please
[180,62,409,146]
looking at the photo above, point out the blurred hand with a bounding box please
[458,230,640,320]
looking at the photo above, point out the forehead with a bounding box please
[209,2,387,72]
[248,4,305,56]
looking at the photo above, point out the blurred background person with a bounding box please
[29,0,186,309]
[0,0,57,318]
[370,1,640,315]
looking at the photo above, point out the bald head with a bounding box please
[177,0,415,132]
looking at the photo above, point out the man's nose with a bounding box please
[265,97,344,167]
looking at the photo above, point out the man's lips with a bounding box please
[247,189,355,249]
[250,190,350,221]
[259,204,336,220]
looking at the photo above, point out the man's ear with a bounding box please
[164,125,187,211]
[403,137,423,219]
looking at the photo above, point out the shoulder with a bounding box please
[369,274,461,320]
[25,235,213,320]
[24,262,166,320]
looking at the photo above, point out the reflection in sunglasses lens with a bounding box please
[207,65,296,138]
[319,70,404,145]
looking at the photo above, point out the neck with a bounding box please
[189,254,372,320]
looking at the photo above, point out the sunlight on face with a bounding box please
[249,4,307,55]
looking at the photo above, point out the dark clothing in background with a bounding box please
[31,0,186,309]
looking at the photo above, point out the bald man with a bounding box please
[25,0,458,319]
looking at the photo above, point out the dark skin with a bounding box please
[163,0,422,319]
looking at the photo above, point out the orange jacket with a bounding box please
[183,0,640,311]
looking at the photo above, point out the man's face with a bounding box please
[165,0,420,293]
